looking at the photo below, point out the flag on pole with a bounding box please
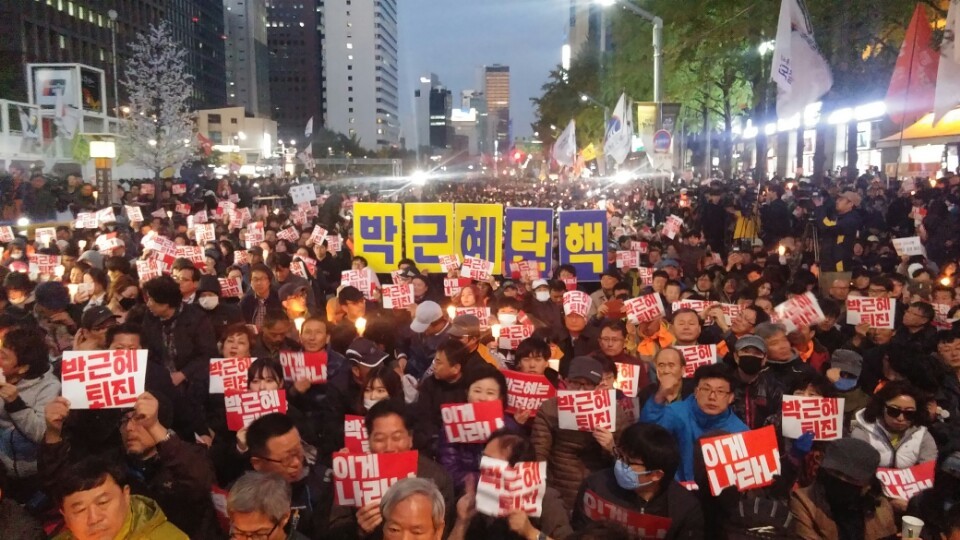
[552,120,576,167]
[604,93,632,165]
[771,0,833,119]
[54,92,79,140]
[197,133,213,156]
[934,0,960,125]
[581,143,597,162]
[304,117,314,138]
[18,107,40,139]
[885,4,939,126]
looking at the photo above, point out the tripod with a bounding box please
[800,217,820,264]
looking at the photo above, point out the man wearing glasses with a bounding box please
[639,363,747,481]
[227,471,307,540]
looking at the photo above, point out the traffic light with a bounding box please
[513,150,523,162]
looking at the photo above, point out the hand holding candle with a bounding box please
[355,317,367,336]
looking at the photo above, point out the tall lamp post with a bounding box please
[108,10,120,117]
[596,0,662,105]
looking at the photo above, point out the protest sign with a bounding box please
[613,362,642,398]
[224,389,287,431]
[581,489,672,539]
[341,270,372,299]
[96,206,116,224]
[509,260,541,282]
[619,396,641,424]
[932,303,958,330]
[717,303,743,326]
[638,267,654,286]
[781,395,844,440]
[125,205,144,222]
[172,183,186,195]
[136,259,163,283]
[35,227,56,247]
[503,370,556,415]
[673,299,710,314]
[441,401,505,444]
[209,357,253,393]
[562,290,591,318]
[444,278,471,297]
[289,183,317,205]
[175,246,205,268]
[75,212,97,228]
[476,457,547,518]
[31,254,60,275]
[195,223,216,244]
[278,351,328,384]
[876,461,935,500]
[625,294,665,323]
[892,236,925,257]
[219,277,243,299]
[61,350,148,409]
[700,425,781,496]
[382,284,415,310]
[308,225,328,246]
[332,450,419,507]
[846,297,896,329]
[325,234,341,253]
[439,254,461,273]
[292,256,317,279]
[497,324,533,350]
[774,292,825,332]
[615,251,641,270]
[246,222,264,245]
[455,306,491,330]
[563,277,578,291]
[676,344,719,378]
[663,215,684,239]
[557,389,617,432]
[277,226,299,243]
[630,241,648,253]
[175,203,191,215]
[0,226,13,242]
[344,415,369,453]
[461,256,495,281]
[193,210,208,224]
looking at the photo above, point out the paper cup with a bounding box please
[547,359,560,373]
[901,516,924,539]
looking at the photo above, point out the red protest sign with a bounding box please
[246,222,264,245]
[444,278,472,297]
[224,389,287,431]
[175,203,191,215]
[581,489,672,540]
[781,395,844,440]
[615,251,640,270]
[619,396,641,424]
[504,370,556,415]
[557,389,617,432]
[0,226,14,242]
[614,362,642,398]
[630,241,649,254]
[441,400,506,444]
[31,254,61,275]
[876,460,935,500]
[325,235,341,253]
[136,259,164,283]
[75,212,98,228]
[673,299,709,314]
[700,425,781,496]
[209,357,253,393]
[774,292,824,333]
[219,277,243,299]
[497,324,534,350]
[332,450,419,507]
[175,245,205,267]
[846,297,896,329]
[278,351,328,384]
[61,350,148,409]
[676,344,719,378]
[563,277,578,291]
[382,284,415,310]
[562,290,591,318]
[476,457,547,518]
[172,183,186,195]
[625,293,665,323]
[344,415,369,453]
[461,256,494,281]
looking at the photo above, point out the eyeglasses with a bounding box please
[230,521,279,540]
[566,380,597,391]
[254,452,303,466]
[884,404,917,422]
[696,386,731,398]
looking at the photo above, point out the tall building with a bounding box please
[414,73,439,151]
[461,89,488,155]
[568,0,612,60]
[483,65,510,152]
[0,0,227,110]
[429,85,452,150]
[266,0,324,144]
[323,0,400,150]
[224,0,271,116]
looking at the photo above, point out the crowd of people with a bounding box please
[0,166,958,540]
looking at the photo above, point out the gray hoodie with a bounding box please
[0,369,61,478]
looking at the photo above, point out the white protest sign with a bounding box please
[61,350,148,409]
[476,457,547,518]
[289,183,317,205]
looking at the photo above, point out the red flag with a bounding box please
[885,4,939,125]
[197,132,213,156]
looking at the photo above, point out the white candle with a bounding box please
[355,317,367,336]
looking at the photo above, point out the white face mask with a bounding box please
[198,296,219,311]
[498,313,517,325]
[535,291,550,302]
[363,397,383,410]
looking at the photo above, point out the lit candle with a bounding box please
[166,210,172,219]
[940,276,952,287]
[355,317,367,336]
[54,265,65,278]
[491,323,501,338]
[777,245,786,257]
[446,305,456,320]
[78,240,87,251]
[294,317,305,333]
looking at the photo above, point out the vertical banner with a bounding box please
[455,204,503,271]
[353,203,403,273]
[558,210,607,282]
[504,208,554,277]
[404,203,454,273]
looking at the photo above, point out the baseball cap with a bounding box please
[81,306,118,330]
[278,282,308,303]
[34,281,70,311]
[735,335,768,354]
[346,337,389,368]
[654,258,680,270]
[830,349,863,378]
[567,356,604,385]
[839,190,862,207]
[820,438,880,487]
[398,267,419,279]
[448,314,481,338]
[197,275,221,296]
[410,301,443,333]
[531,279,549,291]
[502,280,518,290]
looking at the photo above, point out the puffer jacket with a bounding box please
[53,494,188,539]
[0,369,60,478]
[849,409,938,468]
[531,397,627,510]
[790,482,896,540]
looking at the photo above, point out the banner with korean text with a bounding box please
[455,203,503,271]
[441,401,505,444]
[476,457,547,518]
[782,395,844,440]
[503,371,556,415]
[404,203,454,273]
[224,389,287,430]
[278,351,328,383]
[61,350,148,409]
[504,208,554,278]
[876,461,935,500]
[344,415,369,453]
[353,203,403,273]
[558,210,607,282]
[581,489,672,539]
[333,450,419,507]
[558,389,617,431]
[209,357,253,393]
[700,426,781,496]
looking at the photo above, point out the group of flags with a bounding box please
[552,92,634,170]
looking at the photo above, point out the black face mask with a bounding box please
[737,355,765,375]
[821,473,865,510]
[119,297,138,311]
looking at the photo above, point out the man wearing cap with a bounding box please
[523,278,564,334]
[270,252,318,313]
[447,314,500,369]
[729,335,783,431]
[33,281,79,359]
[279,282,311,322]
[588,269,621,319]
[815,189,863,272]
[333,286,366,326]
[73,305,119,351]
[531,355,627,509]
[790,438,896,539]
[825,349,871,427]
[654,259,682,282]
[401,301,449,380]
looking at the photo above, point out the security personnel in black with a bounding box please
[816,190,863,272]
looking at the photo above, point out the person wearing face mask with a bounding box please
[3,271,36,316]
[824,349,871,429]
[729,335,784,431]
[1,238,28,268]
[522,279,564,333]
[195,275,243,341]
[572,422,704,537]
[790,438,896,540]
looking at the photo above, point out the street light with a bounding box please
[595,0,663,104]
[108,10,119,116]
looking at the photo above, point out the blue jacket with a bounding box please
[639,394,748,481]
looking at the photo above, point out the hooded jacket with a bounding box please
[52,494,188,539]
[790,482,896,540]
[0,368,60,478]
[849,409,938,468]
[639,394,748,481]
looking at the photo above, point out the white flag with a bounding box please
[18,107,39,139]
[934,0,960,125]
[552,120,577,167]
[771,0,833,119]
[604,93,632,165]
[53,92,79,140]
[304,117,314,138]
